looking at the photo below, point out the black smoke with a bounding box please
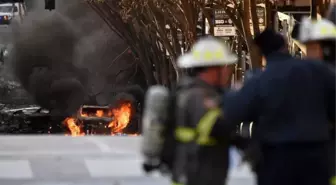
[10,13,88,117]
[8,0,145,119]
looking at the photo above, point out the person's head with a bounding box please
[191,66,233,87]
[298,17,336,64]
[254,29,287,57]
[177,37,237,87]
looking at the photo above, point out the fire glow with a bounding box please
[64,118,85,136]
[64,102,136,136]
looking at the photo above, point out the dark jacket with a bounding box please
[218,52,335,144]
[173,77,229,185]
[328,64,336,139]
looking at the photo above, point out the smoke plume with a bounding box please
[10,12,87,117]
[8,0,144,117]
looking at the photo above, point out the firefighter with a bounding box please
[297,16,336,185]
[298,17,336,66]
[172,36,237,185]
[210,29,335,185]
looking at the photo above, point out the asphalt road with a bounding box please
[0,136,255,185]
[0,23,13,45]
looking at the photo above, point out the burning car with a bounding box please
[63,102,137,136]
[78,105,113,123]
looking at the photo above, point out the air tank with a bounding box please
[141,85,170,172]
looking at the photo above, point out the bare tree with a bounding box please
[87,0,271,87]
[209,0,271,68]
[87,0,157,86]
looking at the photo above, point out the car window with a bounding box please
[0,6,13,13]
[13,6,18,12]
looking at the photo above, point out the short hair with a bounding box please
[254,29,286,56]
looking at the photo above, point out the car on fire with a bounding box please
[64,103,134,135]
[63,105,114,135]
[77,105,113,123]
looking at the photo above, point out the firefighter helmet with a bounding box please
[298,17,336,43]
[177,37,237,68]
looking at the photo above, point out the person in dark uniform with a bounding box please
[172,37,237,185]
[211,29,335,185]
[297,16,336,185]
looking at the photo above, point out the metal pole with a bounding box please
[311,0,318,19]
[273,2,279,31]
[201,12,206,36]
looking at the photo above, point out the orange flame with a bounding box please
[81,113,88,117]
[96,110,103,117]
[108,102,132,133]
[63,102,134,136]
[64,118,84,137]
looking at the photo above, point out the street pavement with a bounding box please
[0,24,13,45]
[0,135,255,185]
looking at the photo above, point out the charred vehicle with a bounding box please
[0,103,140,135]
[63,102,139,136]
[0,105,53,134]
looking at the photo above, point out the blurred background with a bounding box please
[0,0,329,136]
